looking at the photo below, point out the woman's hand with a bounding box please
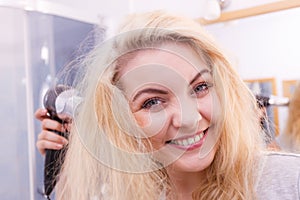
[35,108,69,156]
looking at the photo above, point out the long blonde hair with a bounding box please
[56,10,264,200]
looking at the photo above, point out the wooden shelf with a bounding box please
[197,0,300,25]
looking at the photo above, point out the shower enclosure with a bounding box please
[0,5,102,200]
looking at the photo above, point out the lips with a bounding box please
[166,128,208,147]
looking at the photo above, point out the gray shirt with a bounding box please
[256,152,300,200]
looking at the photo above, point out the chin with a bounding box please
[170,146,216,172]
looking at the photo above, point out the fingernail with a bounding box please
[62,139,68,145]
[56,144,63,148]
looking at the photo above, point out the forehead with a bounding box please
[116,43,210,96]
[118,43,208,80]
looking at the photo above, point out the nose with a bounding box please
[172,96,202,129]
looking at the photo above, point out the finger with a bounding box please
[37,130,68,145]
[36,131,68,156]
[36,140,65,156]
[62,122,73,133]
[41,118,64,132]
[34,108,49,121]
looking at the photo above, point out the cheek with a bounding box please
[133,111,170,139]
[198,92,220,122]
[197,99,212,119]
[149,137,166,149]
[134,113,149,127]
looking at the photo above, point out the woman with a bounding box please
[37,11,300,200]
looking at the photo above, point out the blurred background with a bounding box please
[0,0,299,199]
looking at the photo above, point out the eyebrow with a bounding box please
[189,69,211,85]
[133,88,168,102]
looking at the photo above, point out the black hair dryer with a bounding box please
[42,85,70,200]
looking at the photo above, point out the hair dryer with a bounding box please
[256,94,289,107]
[42,85,81,199]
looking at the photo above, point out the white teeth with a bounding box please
[188,138,194,144]
[200,133,203,139]
[182,140,188,146]
[170,132,205,146]
[194,135,200,142]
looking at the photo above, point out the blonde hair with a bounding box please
[56,11,264,200]
[284,81,300,152]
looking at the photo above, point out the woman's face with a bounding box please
[117,43,220,173]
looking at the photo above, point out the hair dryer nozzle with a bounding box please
[43,85,71,121]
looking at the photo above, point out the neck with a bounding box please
[166,167,204,200]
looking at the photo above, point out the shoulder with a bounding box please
[261,151,300,176]
[256,151,300,199]
[264,151,300,167]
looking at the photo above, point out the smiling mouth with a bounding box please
[166,128,208,146]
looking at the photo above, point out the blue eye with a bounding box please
[141,98,163,109]
[193,82,213,97]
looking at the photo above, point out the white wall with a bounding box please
[204,7,300,133]
[0,0,131,24]
[223,0,280,11]
[205,7,300,83]
[0,0,281,24]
